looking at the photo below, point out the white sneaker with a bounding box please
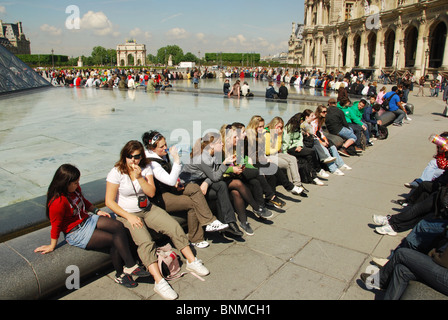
[333,168,345,176]
[290,185,304,195]
[313,177,325,186]
[186,258,210,276]
[372,215,389,226]
[340,164,352,171]
[375,224,397,236]
[322,156,336,164]
[191,240,209,249]
[406,116,412,121]
[154,278,178,300]
[205,219,229,232]
[317,169,329,178]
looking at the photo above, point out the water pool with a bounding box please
[0,79,334,207]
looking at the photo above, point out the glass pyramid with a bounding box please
[0,44,50,94]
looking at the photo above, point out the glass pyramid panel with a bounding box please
[0,44,50,94]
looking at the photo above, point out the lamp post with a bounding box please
[424,48,430,77]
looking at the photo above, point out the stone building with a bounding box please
[0,20,31,54]
[296,0,448,78]
[288,23,304,65]
[116,40,146,66]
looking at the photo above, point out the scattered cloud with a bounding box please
[161,13,183,23]
[165,27,188,39]
[129,27,152,40]
[196,32,207,43]
[80,11,119,37]
[40,24,62,36]
[0,5,6,14]
[226,34,247,45]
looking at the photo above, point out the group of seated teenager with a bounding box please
[35,109,366,300]
[361,132,448,300]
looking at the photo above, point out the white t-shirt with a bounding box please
[106,165,153,213]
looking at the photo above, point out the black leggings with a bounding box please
[85,216,135,275]
[227,179,260,224]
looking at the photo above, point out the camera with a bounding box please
[138,196,149,209]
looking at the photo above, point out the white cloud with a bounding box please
[129,27,142,37]
[165,27,188,39]
[40,24,62,36]
[0,5,6,14]
[226,34,247,45]
[196,32,207,43]
[80,11,118,36]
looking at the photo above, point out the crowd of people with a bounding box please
[32,64,448,300]
[35,94,405,299]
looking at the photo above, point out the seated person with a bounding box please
[324,98,358,157]
[362,96,382,140]
[405,132,448,188]
[223,79,230,95]
[265,81,279,99]
[383,86,407,126]
[142,131,228,249]
[337,98,368,149]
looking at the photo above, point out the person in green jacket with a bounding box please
[337,98,369,148]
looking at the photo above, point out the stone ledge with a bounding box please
[400,280,448,300]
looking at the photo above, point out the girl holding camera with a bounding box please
[105,140,209,300]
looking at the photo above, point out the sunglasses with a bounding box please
[126,154,142,160]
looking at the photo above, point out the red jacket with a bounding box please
[48,187,92,239]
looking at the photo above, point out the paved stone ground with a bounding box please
[53,89,448,301]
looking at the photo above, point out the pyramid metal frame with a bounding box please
[0,44,50,95]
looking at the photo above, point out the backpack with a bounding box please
[156,243,185,280]
[377,125,389,140]
[381,93,397,111]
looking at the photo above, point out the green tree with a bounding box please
[91,46,116,66]
[91,46,107,65]
[181,52,198,63]
[157,45,184,65]
[146,53,157,64]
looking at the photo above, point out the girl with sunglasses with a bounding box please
[35,164,150,288]
[105,140,209,300]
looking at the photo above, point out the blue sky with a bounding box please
[0,0,304,58]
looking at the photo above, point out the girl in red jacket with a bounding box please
[35,164,150,288]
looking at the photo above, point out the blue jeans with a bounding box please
[392,109,406,124]
[379,247,448,300]
[403,219,448,253]
[312,140,345,173]
[338,126,357,142]
[420,159,445,182]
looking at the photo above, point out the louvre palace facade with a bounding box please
[289,0,448,78]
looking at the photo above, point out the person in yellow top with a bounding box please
[265,116,305,195]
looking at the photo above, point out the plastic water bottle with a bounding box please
[429,133,448,150]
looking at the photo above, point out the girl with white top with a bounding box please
[105,140,209,300]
